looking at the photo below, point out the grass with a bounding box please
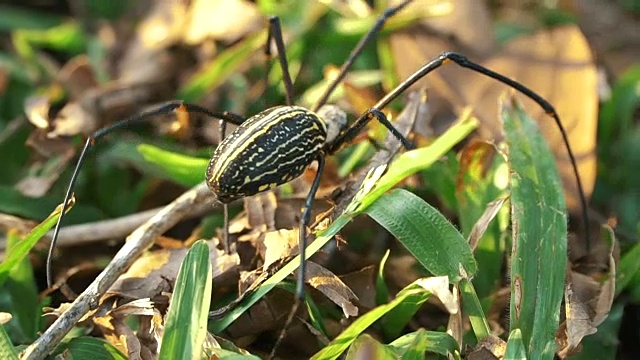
[0,1,637,359]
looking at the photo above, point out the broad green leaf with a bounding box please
[64,337,127,360]
[209,115,476,333]
[503,97,567,359]
[0,5,63,31]
[208,348,261,360]
[0,323,18,360]
[0,202,66,285]
[159,240,212,360]
[388,329,458,359]
[505,329,526,360]
[137,144,209,187]
[366,189,477,282]
[617,235,640,296]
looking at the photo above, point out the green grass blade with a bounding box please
[616,239,640,296]
[310,282,430,360]
[388,329,459,358]
[504,329,526,360]
[0,201,66,285]
[137,144,209,187]
[64,337,127,360]
[159,240,212,360]
[459,279,490,341]
[366,188,477,282]
[0,323,19,360]
[503,97,567,359]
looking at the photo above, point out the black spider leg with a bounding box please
[46,101,246,288]
[267,16,295,106]
[312,0,414,112]
[270,154,326,359]
[218,120,232,254]
[338,51,591,251]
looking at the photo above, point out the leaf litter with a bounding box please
[1,0,630,358]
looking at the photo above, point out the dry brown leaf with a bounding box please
[467,197,508,251]
[184,0,262,44]
[118,1,187,83]
[57,55,99,100]
[106,241,239,302]
[339,266,376,309]
[557,227,616,358]
[467,334,506,360]
[391,24,598,213]
[263,229,298,270]
[300,261,359,318]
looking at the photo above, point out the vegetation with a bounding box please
[0,1,638,359]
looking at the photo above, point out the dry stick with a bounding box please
[48,204,213,248]
[22,182,217,360]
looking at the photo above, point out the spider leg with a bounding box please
[267,16,295,106]
[271,153,326,358]
[372,51,590,251]
[326,108,413,154]
[46,101,246,288]
[312,0,414,112]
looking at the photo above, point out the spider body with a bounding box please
[206,106,329,203]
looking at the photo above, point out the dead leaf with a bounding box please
[391,24,598,213]
[467,197,508,251]
[339,266,376,309]
[106,241,239,302]
[118,1,187,83]
[184,0,262,44]
[557,226,616,358]
[57,55,99,100]
[416,276,458,314]
[263,229,298,270]
[300,261,359,318]
[467,334,507,360]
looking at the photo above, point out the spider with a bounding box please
[46,0,589,350]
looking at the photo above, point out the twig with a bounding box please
[21,182,217,360]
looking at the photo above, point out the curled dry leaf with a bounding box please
[391,21,598,212]
[415,276,458,314]
[300,261,359,318]
[466,334,507,360]
[92,298,162,359]
[557,227,616,358]
[467,197,508,251]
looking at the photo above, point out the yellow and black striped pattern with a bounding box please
[206,106,327,203]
